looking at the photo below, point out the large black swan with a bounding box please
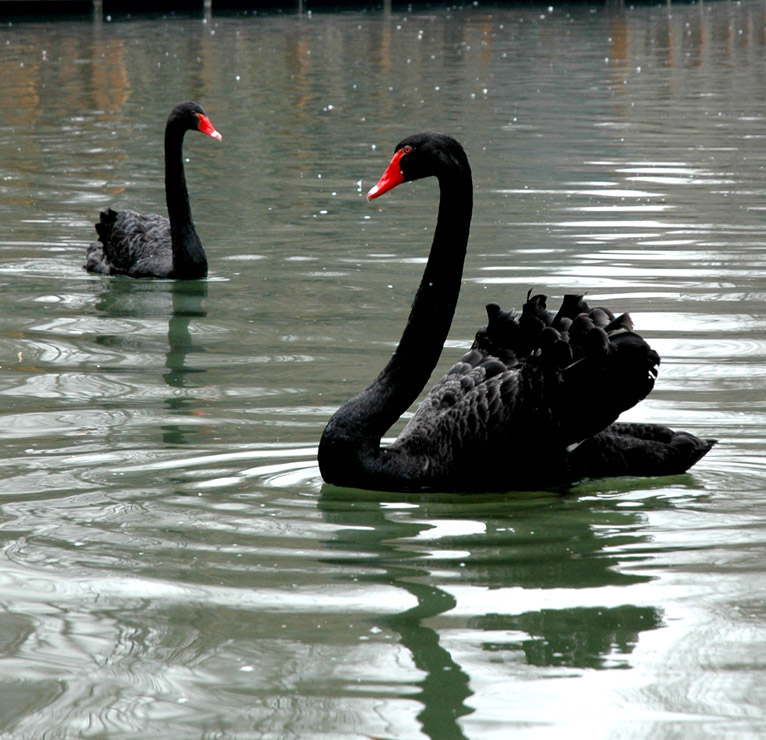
[85,101,222,279]
[318,132,715,492]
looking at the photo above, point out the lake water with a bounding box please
[0,1,765,738]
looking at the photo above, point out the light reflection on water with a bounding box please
[0,2,765,739]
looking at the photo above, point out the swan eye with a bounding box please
[401,145,413,155]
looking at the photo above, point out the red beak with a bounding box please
[197,113,222,141]
[367,148,406,201]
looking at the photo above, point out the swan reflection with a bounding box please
[93,277,210,446]
[318,485,667,739]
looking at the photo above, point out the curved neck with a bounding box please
[165,124,207,278]
[373,176,473,426]
[319,167,473,481]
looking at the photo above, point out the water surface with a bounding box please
[0,2,765,738]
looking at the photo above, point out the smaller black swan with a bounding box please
[85,101,222,279]
[318,132,715,492]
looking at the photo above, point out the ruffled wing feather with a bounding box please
[85,208,173,277]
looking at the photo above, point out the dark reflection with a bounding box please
[381,579,473,740]
[92,278,209,445]
[318,487,665,739]
[161,281,209,445]
[319,496,473,740]
[162,280,208,393]
[476,605,661,670]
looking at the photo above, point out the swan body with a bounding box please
[318,132,715,492]
[85,101,221,280]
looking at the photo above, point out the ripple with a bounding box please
[0,255,86,279]
[569,205,673,213]
[199,459,321,491]
[495,187,661,199]
[1,372,140,401]
[106,444,320,493]
[661,338,766,359]
[12,337,113,365]
[0,408,130,441]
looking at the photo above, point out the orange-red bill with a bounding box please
[367,148,406,201]
[197,113,222,141]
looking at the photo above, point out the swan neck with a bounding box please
[390,175,473,391]
[165,125,207,277]
[319,167,473,485]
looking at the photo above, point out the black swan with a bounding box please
[318,132,715,492]
[85,101,222,279]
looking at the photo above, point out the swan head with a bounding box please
[168,101,222,141]
[368,132,469,201]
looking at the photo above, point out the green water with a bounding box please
[0,3,764,738]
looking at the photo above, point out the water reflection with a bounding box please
[319,496,473,739]
[318,488,665,739]
[474,604,661,671]
[162,281,208,393]
[92,277,211,445]
[162,282,209,445]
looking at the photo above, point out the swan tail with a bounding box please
[568,422,717,479]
